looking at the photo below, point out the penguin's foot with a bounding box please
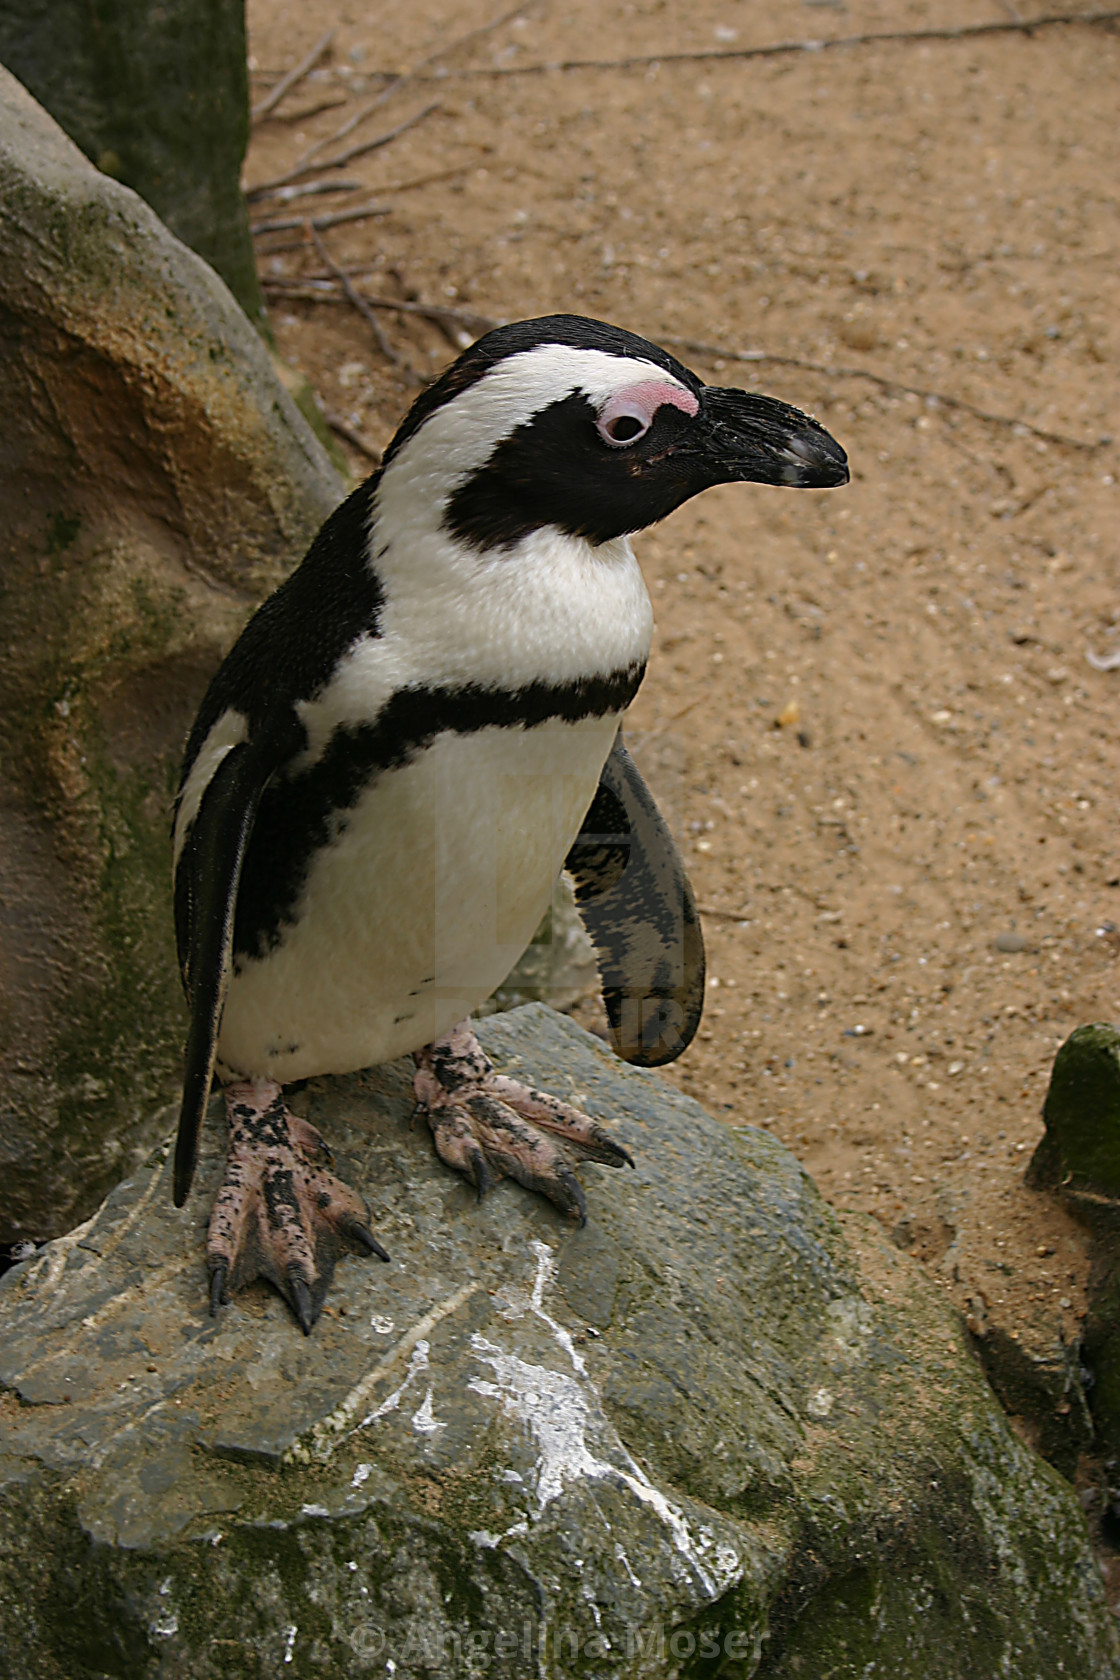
[207,1079,389,1335]
[413,1021,633,1225]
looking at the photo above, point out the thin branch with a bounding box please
[309,224,400,366]
[269,95,349,125]
[247,102,441,197]
[376,162,475,195]
[261,274,499,339]
[323,410,382,464]
[248,178,363,207]
[697,905,752,921]
[257,163,474,212]
[316,100,443,172]
[251,201,390,237]
[289,3,538,176]
[251,28,335,122]
[663,336,1111,452]
[426,9,1120,79]
[250,168,473,250]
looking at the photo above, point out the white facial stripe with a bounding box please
[172,708,248,871]
[378,344,696,541]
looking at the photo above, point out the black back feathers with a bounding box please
[179,477,384,786]
[173,741,271,1205]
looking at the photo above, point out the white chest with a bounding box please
[216,710,621,1081]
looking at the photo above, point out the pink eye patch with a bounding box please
[596,379,700,447]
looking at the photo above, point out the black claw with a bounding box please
[209,1264,228,1316]
[290,1274,315,1336]
[606,1139,635,1169]
[345,1220,391,1262]
[470,1147,494,1201]
[557,1168,588,1227]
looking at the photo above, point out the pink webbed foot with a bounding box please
[207,1080,388,1334]
[413,1022,633,1225]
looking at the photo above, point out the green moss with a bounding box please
[1030,1023,1120,1195]
[47,511,81,556]
[758,1513,1076,1680]
[18,730,186,1232]
[278,365,351,480]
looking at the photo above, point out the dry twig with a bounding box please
[251,162,471,243]
[251,28,335,122]
[312,101,442,174]
[252,201,390,237]
[374,163,475,195]
[429,8,1120,79]
[249,102,441,197]
[251,171,472,248]
[261,274,498,342]
[248,178,362,207]
[664,336,1110,452]
[289,3,537,177]
[269,95,349,124]
[308,224,400,366]
[323,409,382,464]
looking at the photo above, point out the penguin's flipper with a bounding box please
[565,734,705,1067]
[172,742,269,1208]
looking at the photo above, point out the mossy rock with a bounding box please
[0,1009,1114,1679]
[1027,1023,1120,1199]
[0,65,345,1244]
[1027,1023,1120,1460]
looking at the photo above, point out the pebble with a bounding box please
[994,931,1032,953]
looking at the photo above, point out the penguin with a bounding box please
[172,314,848,1332]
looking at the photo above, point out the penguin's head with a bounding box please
[379,314,848,551]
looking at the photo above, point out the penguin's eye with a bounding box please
[604,412,646,443]
[595,379,698,450]
[596,394,656,449]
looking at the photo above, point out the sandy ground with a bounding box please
[244,0,1119,1566]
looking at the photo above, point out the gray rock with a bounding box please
[1028,1023,1120,1459]
[0,0,263,319]
[0,1007,1114,1679]
[1027,1022,1120,1200]
[0,65,345,1245]
[994,930,1033,954]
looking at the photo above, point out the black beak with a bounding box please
[700,387,849,490]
